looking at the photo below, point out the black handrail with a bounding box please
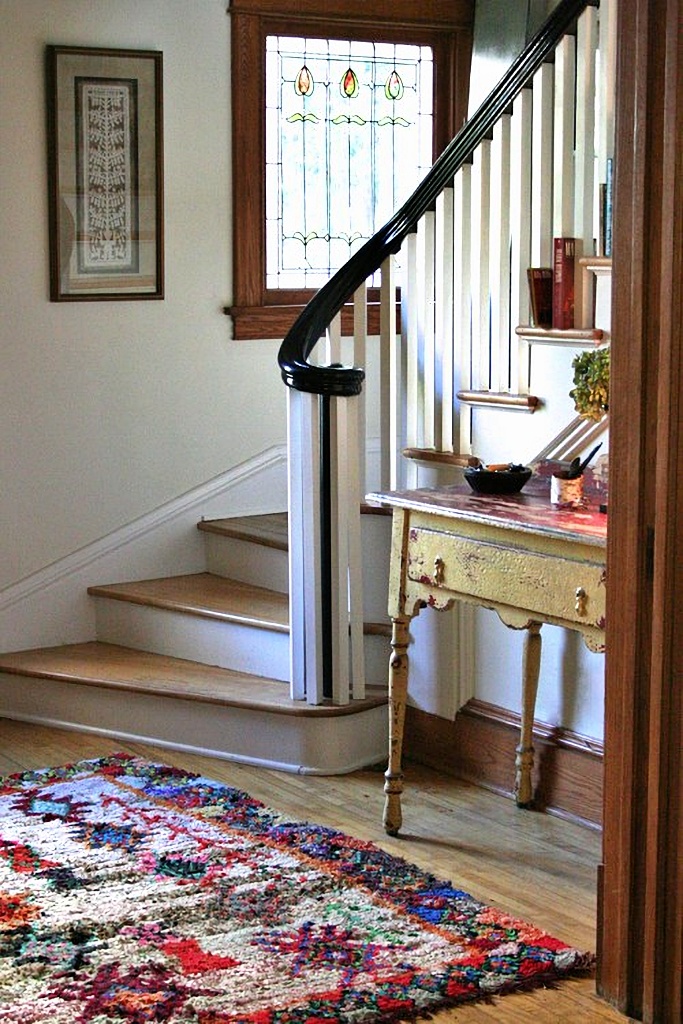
[278,0,597,398]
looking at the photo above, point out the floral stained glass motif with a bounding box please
[341,68,360,98]
[295,65,314,97]
[265,36,433,289]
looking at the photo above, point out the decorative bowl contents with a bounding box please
[464,463,532,495]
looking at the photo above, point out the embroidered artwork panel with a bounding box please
[46,46,163,300]
[75,78,139,275]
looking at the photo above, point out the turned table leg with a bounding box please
[515,621,542,807]
[383,615,410,836]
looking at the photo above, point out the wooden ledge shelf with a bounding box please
[579,255,613,275]
[456,390,541,412]
[516,326,604,347]
[402,448,480,467]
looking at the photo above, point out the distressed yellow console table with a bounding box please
[366,484,607,836]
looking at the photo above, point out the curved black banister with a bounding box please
[278,0,597,397]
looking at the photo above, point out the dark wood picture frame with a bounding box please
[46,46,164,301]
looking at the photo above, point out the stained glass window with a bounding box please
[266,37,433,289]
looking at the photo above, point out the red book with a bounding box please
[527,268,553,327]
[552,237,576,330]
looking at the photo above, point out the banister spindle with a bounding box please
[402,229,420,487]
[453,163,473,453]
[553,33,576,238]
[510,88,533,393]
[421,209,437,452]
[531,62,554,267]
[353,282,368,498]
[574,5,598,326]
[471,138,492,391]
[435,186,455,452]
[489,113,512,392]
[379,254,398,490]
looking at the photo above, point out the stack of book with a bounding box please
[527,236,576,330]
[527,160,613,332]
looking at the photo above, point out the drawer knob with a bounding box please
[575,586,588,616]
[434,557,446,585]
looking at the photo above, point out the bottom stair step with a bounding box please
[0,642,385,714]
[0,643,389,775]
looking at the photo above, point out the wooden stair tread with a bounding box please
[0,642,386,715]
[198,513,288,550]
[198,507,390,545]
[88,573,289,632]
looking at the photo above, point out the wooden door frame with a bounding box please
[599,0,682,1020]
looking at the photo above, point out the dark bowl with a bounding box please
[463,465,532,495]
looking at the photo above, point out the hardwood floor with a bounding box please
[0,719,634,1022]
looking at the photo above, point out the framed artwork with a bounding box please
[46,46,164,301]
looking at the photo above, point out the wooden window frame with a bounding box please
[227,0,474,340]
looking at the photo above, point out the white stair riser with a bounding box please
[360,517,392,621]
[0,674,388,774]
[363,632,391,688]
[92,600,290,682]
[202,518,391,609]
[203,533,289,594]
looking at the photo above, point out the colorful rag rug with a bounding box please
[0,755,592,1022]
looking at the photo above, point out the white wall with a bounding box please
[0,0,286,593]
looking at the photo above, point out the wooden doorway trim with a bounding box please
[599,0,683,1020]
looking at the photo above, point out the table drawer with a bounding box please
[407,527,606,628]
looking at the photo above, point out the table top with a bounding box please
[366,481,608,549]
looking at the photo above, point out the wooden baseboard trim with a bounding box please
[405,699,603,829]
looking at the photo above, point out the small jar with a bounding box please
[550,473,584,508]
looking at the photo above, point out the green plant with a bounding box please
[570,346,610,421]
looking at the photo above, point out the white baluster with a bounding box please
[435,186,455,452]
[287,388,323,704]
[531,62,554,267]
[402,230,420,487]
[421,209,436,451]
[353,282,368,498]
[598,0,617,169]
[489,113,512,392]
[328,397,350,705]
[453,164,473,454]
[471,139,492,391]
[575,5,599,327]
[379,254,399,490]
[510,88,533,393]
[553,34,576,238]
[324,394,366,705]
[342,398,366,700]
[326,310,342,365]
[575,6,598,243]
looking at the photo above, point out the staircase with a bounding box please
[0,513,390,773]
[0,0,614,771]
[278,0,614,707]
